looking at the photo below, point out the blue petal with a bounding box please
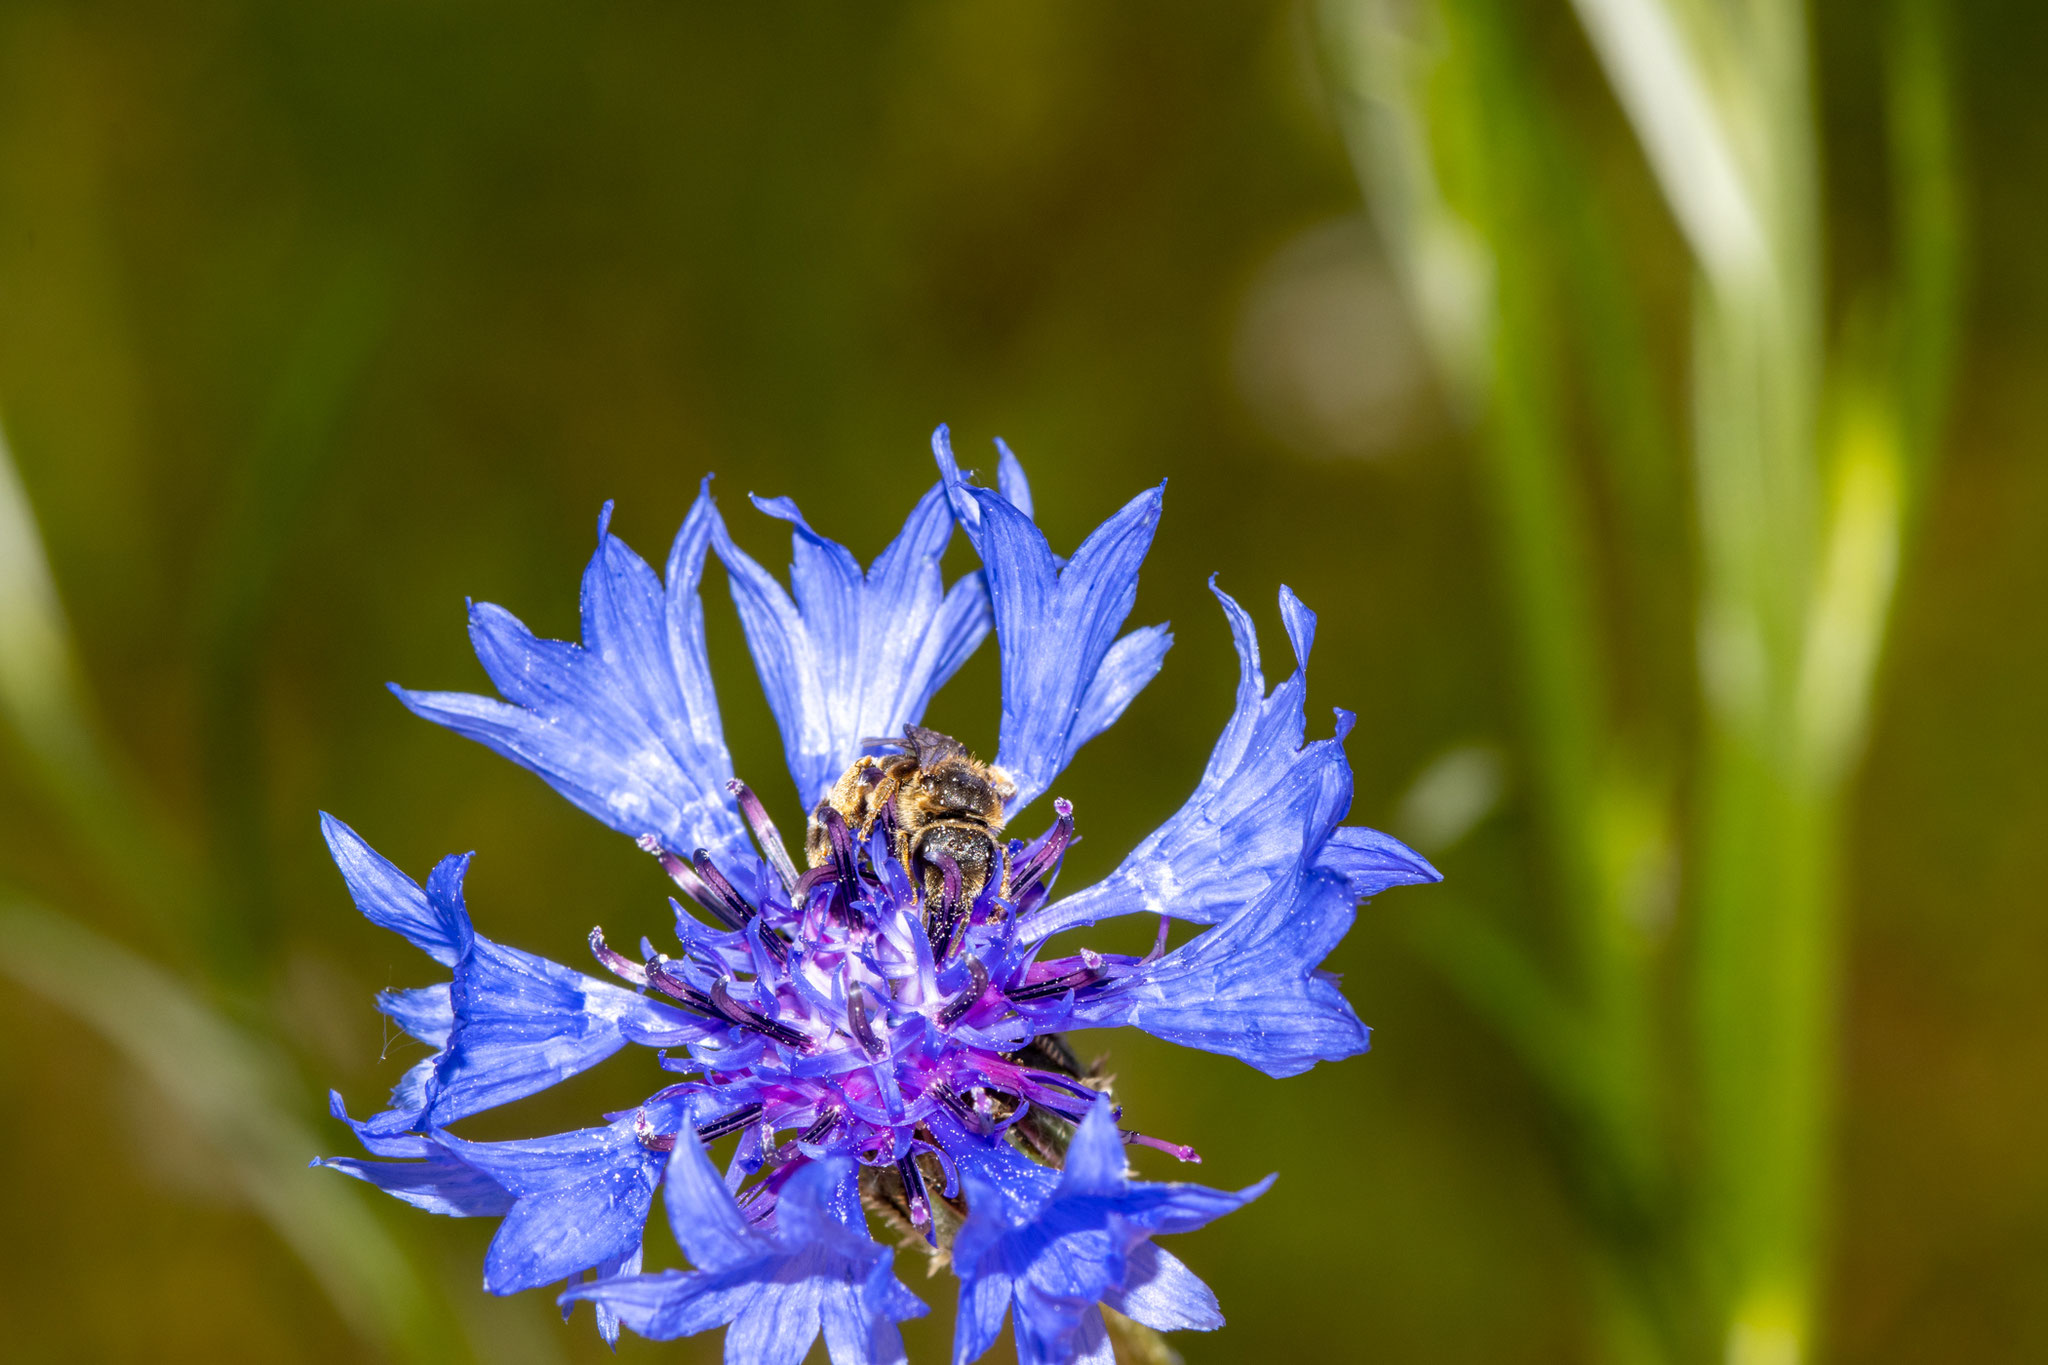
[384,1058,438,1122]
[933,428,1168,813]
[951,1267,1016,1365]
[1067,1310,1117,1365]
[843,1255,926,1365]
[564,1152,923,1364]
[1069,623,1173,755]
[315,1152,516,1217]
[718,1164,879,1355]
[558,1270,716,1340]
[1007,1288,1108,1365]
[376,983,452,1048]
[723,1268,829,1365]
[1317,824,1442,899]
[565,1244,644,1347]
[437,1119,666,1294]
[325,823,705,1126]
[327,1088,444,1154]
[660,1124,758,1273]
[1053,1089,1129,1196]
[1031,583,1434,941]
[1103,1242,1223,1333]
[427,935,708,1127]
[1064,866,1371,1077]
[316,1103,517,1217]
[320,814,468,966]
[926,1107,1057,1222]
[750,1159,924,1365]
[951,1097,1262,1365]
[392,488,752,867]
[1060,1095,1275,1233]
[326,1092,434,1158]
[994,438,1034,520]
[711,482,992,805]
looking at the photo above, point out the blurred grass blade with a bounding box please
[0,418,106,794]
[1887,0,1964,492]
[3,301,485,1365]
[1316,0,1495,407]
[196,247,396,975]
[0,421,205,946]
[1405,896,1590,1119]
[1567,0,1765,291]
[1324,12,1681,1359]
[1798,391,1903,786]
[0,898,472,1365]
[1565,2,1834,1359]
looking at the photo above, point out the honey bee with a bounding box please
[805,725,1015,906]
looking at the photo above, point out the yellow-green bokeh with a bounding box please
[0,2,2042,1362]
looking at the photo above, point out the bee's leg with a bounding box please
[805,758,881,867]
[802,798,836,868]
[867,774,899,839]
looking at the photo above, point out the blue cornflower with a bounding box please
[314,429,1439,1363]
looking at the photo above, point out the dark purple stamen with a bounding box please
[728,779,800,895]
[647,958,718,1014]
[633,1107,673,1150]
[759,1108,844,1171]
[750,916,791,968]
[691,850,756,929]
[820,806,861,889]
[1020,1069,1101,1105]
[697,1102,766,1142]
[930,1078,989,1136]
[1008,798,1075,903]
[1008,963,1103,1001]
[895,1151,932,1234]
[923,851,963,960]
[589,926,648,985]
[711,978,812,1050]
[647,960,808,1048]
[641,834,719,906]
[790,865,835,903]
[846,985,885,1058]
[937,957,989,1026]
[708,977,750,1023]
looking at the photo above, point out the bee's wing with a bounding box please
[903,724,970,766]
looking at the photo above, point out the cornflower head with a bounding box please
[315,430,1439,1364]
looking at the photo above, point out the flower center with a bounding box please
[592,765,1191,1236]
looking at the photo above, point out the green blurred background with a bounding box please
[0,1,2041,1361]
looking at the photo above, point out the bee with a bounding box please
[805,725,1015,907]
